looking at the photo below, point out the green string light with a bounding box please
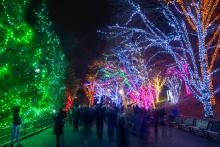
[0,0,66,127]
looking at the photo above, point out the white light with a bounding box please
[119,89,124,95]
[35,68,40,73]
[53,110,56,113]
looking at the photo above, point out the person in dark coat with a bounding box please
[54,108,66,147]
[159,108,167,136]
[80,106,93,145]
[10,106,21,147]
[95,104,104,139]
[153,110,160,137]
[106,107,117,140]
[118,113,128,147]
[72,104,80,131]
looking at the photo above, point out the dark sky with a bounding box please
[46,0,165,84]
[47,0,112,80]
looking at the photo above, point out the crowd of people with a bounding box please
[8,103,179,147]
[53,103,180,147]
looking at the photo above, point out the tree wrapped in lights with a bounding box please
[84,53,158,110]
[84,60,104,106]
[166,76,182,104]
[84,61,123,106]
[104,51,160,109]
[112,45,157,107]
[83,82,96,106]
[64,89,73,112]
[103,54,157,109]
[94,59,127,106]
[0,0,66,127]
[166,64,191,96]
[151,75,166,103]
[102,0,220,117]
[94,79,122,105]
[163,0,220,106]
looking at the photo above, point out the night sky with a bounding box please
[47,0,112,80]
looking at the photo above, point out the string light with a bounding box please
[166,76,182,104]
[101,0,220,117]
[64,89,73,112]
[166,64,191,96]
[163,0,220,106]
[151,76,166,103]
[0,0,66,127]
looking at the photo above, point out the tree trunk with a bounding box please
[202,101,214,118]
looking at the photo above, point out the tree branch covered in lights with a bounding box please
[108,50,157,108]
[151,75,166,104]
[84,60,122,106]
[0,0,66,127]
[84,60,104,106]
[163,0,220,108]
[102,0,220,117]
[166,76,182,104]
[166,64,191,96]
[83,54,157,110]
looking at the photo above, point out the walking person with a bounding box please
[95,104,104,139]
[80,106,93,146]
[73,104,80,131]
[106,106,117,140]
[117,111,128,147]
[139,109,150,147]
[54,108,66,147]
[10,106,21,147]
[153,109,159,137]
[160,108,167,136]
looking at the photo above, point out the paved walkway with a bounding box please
[18,122,220,147]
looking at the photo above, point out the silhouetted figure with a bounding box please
[139,109,150,147]
[167,107,178,137]
[54,108,66,147]
[139,109,148,138]
[95,105,104,139]
[10,106,21,147]
[106,107,117,140]
[80,106,93,145]
[172,106,179,120]
[160,108,166,136]
[118,113,127,147]
[72,104,80,131]
[153,110,160,137]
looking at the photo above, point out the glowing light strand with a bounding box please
[102,0,220,117]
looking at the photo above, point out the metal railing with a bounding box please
[0,115,54,146]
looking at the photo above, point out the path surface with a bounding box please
[18,122,220,147]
